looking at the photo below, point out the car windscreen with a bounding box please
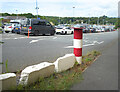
[21,19,31,27]
[15,24,21,27]
[5,24,12,26]
[65,27,71,29]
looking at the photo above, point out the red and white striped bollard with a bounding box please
[74,28,83,64]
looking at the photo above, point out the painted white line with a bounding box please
[83,43,95,47]
[29,39,43,43]
[64,46,74,48]
[14,38,18,39]
[53,37,57,39]
[64,41,104,48]
[29,40,39,43]
[64,44,94,48]
[20,37,27,39]
[97,41,104,44]
[83,40,88,42]
[4,38,10,40]
[93,41,104,44]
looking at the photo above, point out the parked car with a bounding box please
[96,28,102,33]
[82,27,96,33]
[12,24,21,34]
[56,27,73,35]
[55,27,63,34]
[101,27,105,32]
[112,29,116,31]
[21,19,55,36]
[4,23,12,33]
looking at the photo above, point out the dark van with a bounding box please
[21,19,55,35]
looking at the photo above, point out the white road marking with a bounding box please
[65,46,74,48]
[53,37,57,39]
[93,41,104,44]
[64,41,104,48]
[20,37,27,39]
[29,40,39,43]
[97,41,104,44]
[84,40,88,42]
[14,38,18,39]
[29,39,43,43]
[4,38,10,40]
[83,44,95,47]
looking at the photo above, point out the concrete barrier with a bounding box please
[54,53,76,72]
[0,73,16,90]
[19,62,55,85]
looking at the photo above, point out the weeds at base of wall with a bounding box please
[15,50,100,90]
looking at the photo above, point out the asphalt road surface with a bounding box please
[1,31,118,72]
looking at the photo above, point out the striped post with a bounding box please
[28,29,29,38]
[74,28,83,64]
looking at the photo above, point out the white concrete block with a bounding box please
[19,62,55,85]
[0,73,16,90]
[54,53,76,72]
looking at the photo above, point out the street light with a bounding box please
[97,17,99,25]
[73,6,75,23]
[88,13,90,24]
[35,0,39,18]
[16,10,18,19]
[59,17,60,25]
[103,19,104,25]
[106,21,108,25]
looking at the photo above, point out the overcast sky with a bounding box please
[0,0,119,17]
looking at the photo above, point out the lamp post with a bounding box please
[103,19,104,25]
[88,13,90,24]
[35,0,39,18]
[59,17,60,25]
[16,10,18,19]
[97,17,99,25]
[73,7,75,24]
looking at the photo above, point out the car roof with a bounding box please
[31,19,48,22]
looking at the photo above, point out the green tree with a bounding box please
[115,18,120,29]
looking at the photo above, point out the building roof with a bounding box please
[3,16,26,20]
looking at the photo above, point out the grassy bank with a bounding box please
[16,50,101,90]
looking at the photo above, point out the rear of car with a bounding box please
[96,28,101,33]
[4,24,12,33]
[55,27,63,34]
[56,27,73,35]
[13,24,21,34]
[21,19,31,35]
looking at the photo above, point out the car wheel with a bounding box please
[71,31,73,34]
[24,33,28,36]
[5,31,9,33]
[12,30,14,33]
[65,31,67,34]
[50,31,55,36]
[33,30,39,36]
[50,33,55,36]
